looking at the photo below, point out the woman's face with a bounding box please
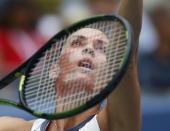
[56,28,109,95]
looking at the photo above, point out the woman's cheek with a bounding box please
[68,50,82,63]
[95,54,107,65]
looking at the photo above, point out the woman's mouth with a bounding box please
[78,58,94,70]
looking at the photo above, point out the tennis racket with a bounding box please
[0,14,133,119]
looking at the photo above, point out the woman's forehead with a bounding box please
[69,28,108,40]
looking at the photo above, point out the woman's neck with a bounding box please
[49,105,99,131]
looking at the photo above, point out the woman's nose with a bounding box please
[82,48,95,57]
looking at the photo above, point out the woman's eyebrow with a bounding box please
[69,35,87,40]
[94,39,109,45]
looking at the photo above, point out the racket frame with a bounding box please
[0,14,133,119]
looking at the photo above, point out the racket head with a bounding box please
[19,14,133,119]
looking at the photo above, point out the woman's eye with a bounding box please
[97,46,106,53]
[71,39,82,47]
[94,40,106,53]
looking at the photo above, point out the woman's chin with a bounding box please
[56,71,95,96]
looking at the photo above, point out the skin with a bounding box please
[0,0,143,130]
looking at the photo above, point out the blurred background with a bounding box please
[0,0,170,130]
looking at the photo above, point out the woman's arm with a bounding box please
[0,117,34,131]
[98,0,143,131]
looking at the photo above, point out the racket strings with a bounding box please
[28,27,125,112]
[24,20,128,114]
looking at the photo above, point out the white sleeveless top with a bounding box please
[31,115,100,131]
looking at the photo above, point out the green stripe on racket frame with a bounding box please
[0,14,133,120]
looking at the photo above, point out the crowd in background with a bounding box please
[138,1,170,92]
[0,0,170,130]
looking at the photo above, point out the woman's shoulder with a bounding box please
[0,116,34,131]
